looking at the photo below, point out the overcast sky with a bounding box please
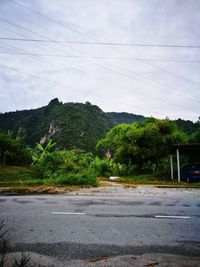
[0,0,200,121]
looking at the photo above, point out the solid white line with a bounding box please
[52,212,85,215]
[155,215,190,219]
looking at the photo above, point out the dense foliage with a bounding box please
[32,149,96,186]
[0,99,148,152]
[189,127,200,143]
[0,99,111,152]
[0,99,200,184]
[174,118,200,135]
[0,131,32,166]
[31,147,125,186]
[106,112,144,126]
[96,119,187,173]
[0,99,199,153]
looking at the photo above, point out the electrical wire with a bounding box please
[1,7,199,104]
[0,51,199,63]
[0,37,199,49]
[0,22,199,104]
[0,63,193,117]
[8,0,200,88]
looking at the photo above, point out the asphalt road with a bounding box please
[0,189,200,265]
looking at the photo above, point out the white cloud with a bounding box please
[0,0,199,121]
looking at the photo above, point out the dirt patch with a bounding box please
[67,183,200,199]
[5,252,200,267]
[0,181,199,197]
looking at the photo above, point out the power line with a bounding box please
[0,50,199,63]
[0,19,181,94]
[8,0,200,88]
[4,0,200,117]
[0,63,110,102]
[0,24,89,76]
[1,22,199,104]
[0,63,195,116]
[140,58,200,87]
[0,42,116,89]
[1,13,199,102]
[0,22,147,93]
[1,41,199,108]
[9,0,94,42]
[0,19,132,88]
[0,42,164,101]
[0,37,200,49]
[0,18,83,56]
[0,63,147,112]
[3,3,199,88]
[0,42,84,76]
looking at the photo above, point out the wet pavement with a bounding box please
[0,186,200,266]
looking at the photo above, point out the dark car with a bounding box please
[181,164,200,182]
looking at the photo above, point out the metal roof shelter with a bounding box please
[170,143,200,182]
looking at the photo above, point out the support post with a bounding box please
[170,155,173,180]
[176,148,180,183]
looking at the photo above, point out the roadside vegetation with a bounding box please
[0,118,200,193]
[0,220,43,267]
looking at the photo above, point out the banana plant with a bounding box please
[32,139,56,164]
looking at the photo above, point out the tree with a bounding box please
[0,131,14,166]
[96,119,187,172]
[0,131,32,166]
[189,128,200,143]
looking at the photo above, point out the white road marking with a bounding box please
[52,212,85,215]
[155,215,190,219]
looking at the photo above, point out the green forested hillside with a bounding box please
[0,99,199,152]
[0,99,111,152]
[174,118,200,135]
[106,112,144,126]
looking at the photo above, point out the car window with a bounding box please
[182,165,200,170]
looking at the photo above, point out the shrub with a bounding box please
[31,149,98,185]
[91,157,113,177]
[141,161,157,173]
[0,130,32,166]
[55,172,97,186]
[92,157,126,177]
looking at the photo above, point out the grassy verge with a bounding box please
[115,174,200,188]
[0,166,97,194]
[0,166,199,194]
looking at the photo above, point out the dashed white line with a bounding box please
[51,213,190,218]
[155,215,190,219]
[52,212,85,215]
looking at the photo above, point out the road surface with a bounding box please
[0,187,200,266]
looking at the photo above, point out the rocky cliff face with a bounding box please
[0,100,111,151]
